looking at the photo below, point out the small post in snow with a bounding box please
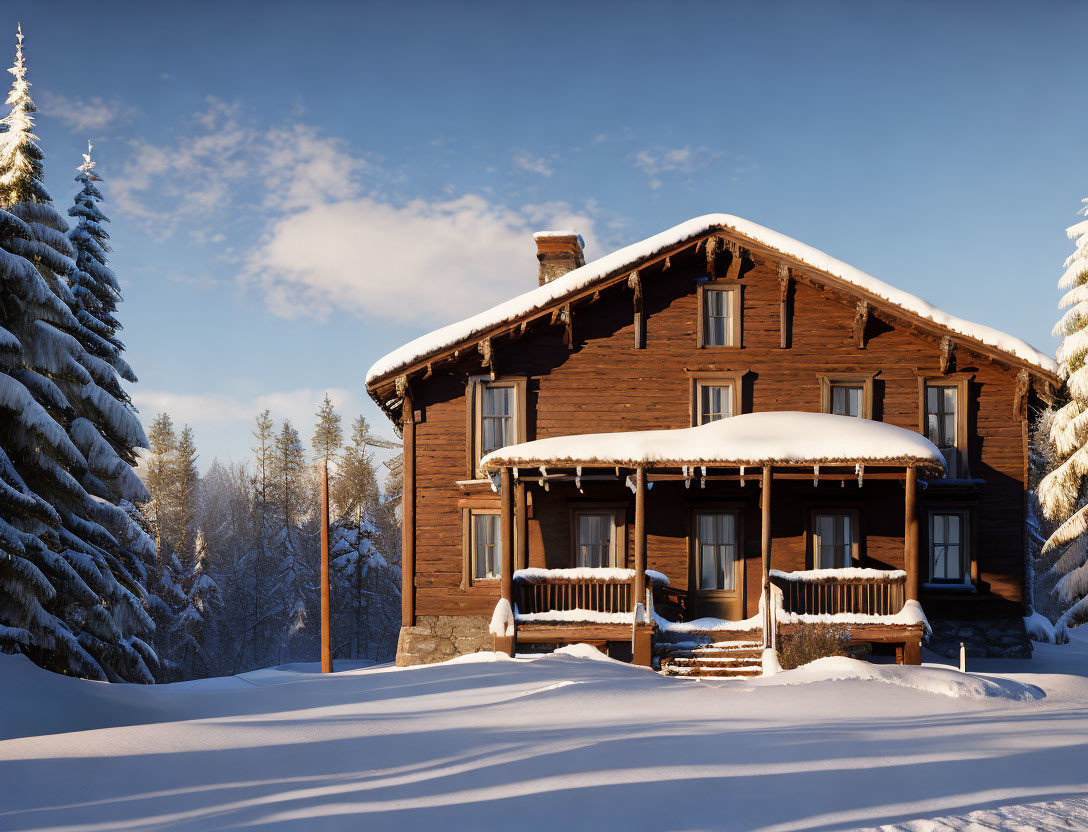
[320,457,332,674]
[959,641,966,674]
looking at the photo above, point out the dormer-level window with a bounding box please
[697,283,741,348]
[819,374,874,420]
[690,372,745,426]
[469,377,528,475]
[920,377,969,478]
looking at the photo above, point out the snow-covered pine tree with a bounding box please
[1039,198,1088,637]
[143,413,185,676]
[312,393,343,472]
[172,529,221,678]
[174,426,200,563]
[330,416,401,661]
[0,25,154,681]
[244,410,277,667]
[272,419,312,657]
[67,143,135,394]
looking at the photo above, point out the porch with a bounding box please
[480,412,943,670]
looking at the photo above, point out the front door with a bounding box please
[691,509,745,620]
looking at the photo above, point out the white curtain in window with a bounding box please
[697,512,736,590]
[473,514,501,579]
[576,514,613,568]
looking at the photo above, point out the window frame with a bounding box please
[925,507,976,588]
[818,373,875,420]
[696,281,743,349]
[569,504,627,569]
[690,506,744,595]
[689,371,745,426]
[807,508,861,570]
[460,504,506,588]
[467,375,528,477]
[917,375,971,479]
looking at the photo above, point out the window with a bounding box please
[461,508,503,586]
[690,372,744,426]
[469,377,527,475]
[819,374,874,420]
[694,511,738,591]
[481,386,513,455]
[920,378,969,478]
[699,383,732,423]
[571,507,625,568]
[929,511,969,584]
[812,511,858,569]
[697,283,741,348]
[831,385,863,417]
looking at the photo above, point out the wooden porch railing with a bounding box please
[513,570,668,616]
[770,569,906,617]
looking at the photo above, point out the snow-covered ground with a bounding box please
[2,637,1088,832]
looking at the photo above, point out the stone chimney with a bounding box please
[535,231,585,286]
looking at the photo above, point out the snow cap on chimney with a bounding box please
[534,230,585,286]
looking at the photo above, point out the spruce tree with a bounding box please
[0,25,153,681]
[273,419,310,655]
[312,393,343,469]
[1039,199,1088,635]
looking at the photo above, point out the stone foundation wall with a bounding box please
[395,615,492,666]
[927,617,1032,659]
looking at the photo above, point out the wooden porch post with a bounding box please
[634,467,646,607]
[501,467,514,603]
[905,464,920,602]
[401,387,415,628]
[495,466,516,657]
[761,464,772,649]
[515,480,528,571]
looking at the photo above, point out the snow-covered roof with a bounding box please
[479,411,945,473]
[366,214,1057,387]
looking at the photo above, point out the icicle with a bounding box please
[576,465,582,492]
[489,472,500,493]
[740,465,746,487]
[856,462,864,487]
[683,465,691,489]
[701,465,707,489]
[513,467,519,480]
[626,475,637,494]
[813,463,820,487]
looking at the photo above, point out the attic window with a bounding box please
[698,283,741,348]
[469,376,528,476]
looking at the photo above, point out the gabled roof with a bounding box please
[366,214,1057,393]
[478,411,945,475]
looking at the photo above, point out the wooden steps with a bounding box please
[657,631,764,679]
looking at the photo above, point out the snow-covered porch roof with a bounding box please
[478,411,946,475]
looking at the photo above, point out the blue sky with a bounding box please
[8,1,1085,468]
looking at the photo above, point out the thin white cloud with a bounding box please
[37,90,140,133]
[632,145,725,190]
[512,150,555,177]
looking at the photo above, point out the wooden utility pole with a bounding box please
[320,457,332,673]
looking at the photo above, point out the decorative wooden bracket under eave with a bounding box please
[703,235,723,278]
[1013,369,1031,421]
[395,374,412,418]
[477,336,495,381]
[629,270,644,349]
[939,336,956,375]
[777,262,791,349]
[549,304,574,350]
[725,240,746,281]
[854,301,870,349]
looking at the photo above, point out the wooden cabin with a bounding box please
[366,215,1058,674]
